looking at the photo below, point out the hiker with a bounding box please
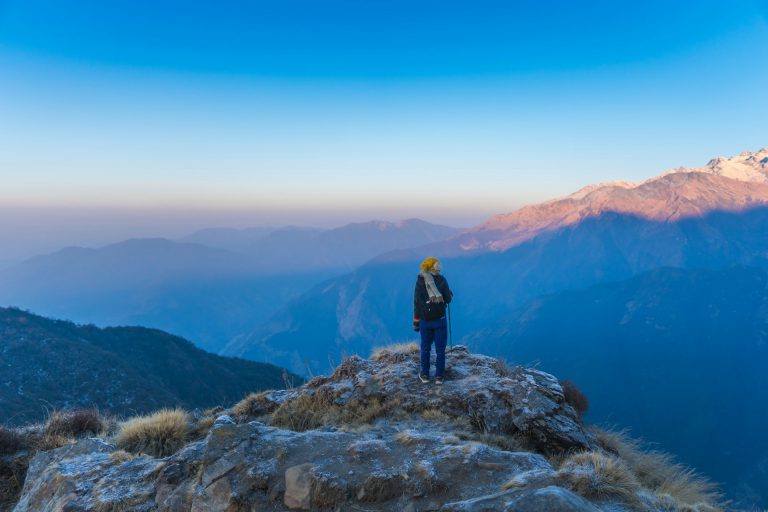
[413,257,453,384]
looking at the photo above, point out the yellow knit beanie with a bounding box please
[420,257,440,272]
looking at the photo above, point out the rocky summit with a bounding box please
[9,346,720,512]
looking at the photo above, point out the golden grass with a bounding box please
[590,427,722,510]
[370,342,419,363]
[44,409,104,439]
[394,430,424,446]
[232,391,277,418]
[557,451,642,506]
[115,408,189,458]
[270,390,336,431]
[0,449,30,511]
[420,408,452,423]
[0,428,25,455]
[270,386,398,432]
[1,416,91,510]
[109,450,139,464]
[189,415,216,441]
[492,358,515,378]
[422,410,473,433]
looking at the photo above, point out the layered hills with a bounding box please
[0,219,458,352]
[0,307,295,426]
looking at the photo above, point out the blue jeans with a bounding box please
[419,317,447,378]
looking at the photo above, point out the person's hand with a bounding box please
[413,317,420,332]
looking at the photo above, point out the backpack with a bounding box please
[421,298,447,321]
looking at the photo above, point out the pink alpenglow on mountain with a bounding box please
[457,148,768,252]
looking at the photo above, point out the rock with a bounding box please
[284,463,314,510]
[255,346,596,453]
[213,414,236,426]
[508,486,602,511]
[8,348,713,512]
[13,439,162,512]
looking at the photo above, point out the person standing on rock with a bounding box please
[413,257,453,385]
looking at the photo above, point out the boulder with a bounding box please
[284,463,314,509]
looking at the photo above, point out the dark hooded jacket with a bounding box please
[414,273,453,321]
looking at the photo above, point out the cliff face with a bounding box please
[8,346,720,512]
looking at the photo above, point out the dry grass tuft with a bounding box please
[305,375,331,388]
[270,389,337,431]
[492,358,515,378]
[232,392,278,418]
[270,387,397,432]
[560,379,589,417]
[394,430,425,446]
[337,396,393,425]
[591,427,722,510]
[45,409,104,439]
[370,342,419,363]
[115,408,190,458]
[557,450,642,506]
[0,452,30,511]
[421,408,474,433]
[0,428,25,455]
[189,415,216,441]
[421,408,454,424]
[330,356,365,380]
[1,411,108,510]
[32,432,74,452]
[109,450,139,464]
[202,406,224,417]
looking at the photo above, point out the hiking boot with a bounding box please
[419,374,430,384]
[435,376,444,385]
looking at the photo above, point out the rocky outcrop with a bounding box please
[10,347,719,511]
[242,346,595,453]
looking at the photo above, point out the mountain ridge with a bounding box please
[0,218,459,352]
[457,148,768,254]
[0,306,296,426]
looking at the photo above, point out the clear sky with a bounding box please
[1,0,768,264]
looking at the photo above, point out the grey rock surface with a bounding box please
[10,347,716,512]
[245,346,596,453]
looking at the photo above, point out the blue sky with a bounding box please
[1,1,768,261]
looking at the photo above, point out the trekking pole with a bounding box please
[447,303,453,349]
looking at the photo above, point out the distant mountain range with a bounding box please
[3,148,768,505]
[218,148,768,508]
[178,219,458,271]
[226,149,768,371]
[0,219,459,352]
[0,306,295,426]
[379,148,768,258]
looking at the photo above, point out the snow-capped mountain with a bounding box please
[440,148,768,253]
